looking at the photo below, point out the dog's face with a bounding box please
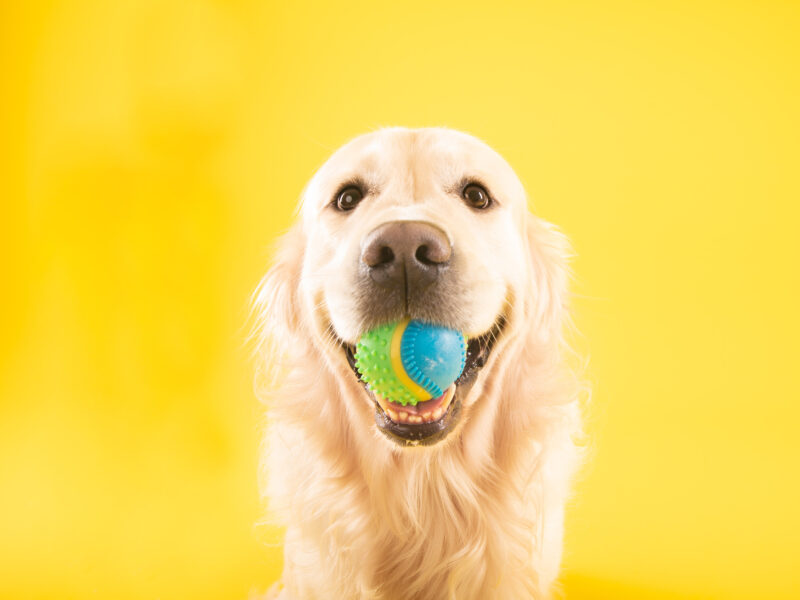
[261,128,563,448]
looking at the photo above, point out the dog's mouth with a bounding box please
[342,315,506,447]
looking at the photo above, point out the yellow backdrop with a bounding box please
[2,1,798,598]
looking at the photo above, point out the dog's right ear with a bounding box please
[523,215,572,345]
[250,224,306,366]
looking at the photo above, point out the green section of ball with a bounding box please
[354,322,421,406]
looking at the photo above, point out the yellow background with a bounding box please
[2,1,799,598]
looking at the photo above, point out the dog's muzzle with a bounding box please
[337,220,506,446]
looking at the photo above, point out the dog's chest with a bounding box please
[334,469,540,599]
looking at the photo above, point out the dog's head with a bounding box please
[255,127,568,448]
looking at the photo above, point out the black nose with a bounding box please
[361,221,452,293]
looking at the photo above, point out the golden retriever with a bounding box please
[252,127,583,599]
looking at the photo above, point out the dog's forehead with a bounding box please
[301,128,525,215]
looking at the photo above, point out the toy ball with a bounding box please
[354,319,466,406]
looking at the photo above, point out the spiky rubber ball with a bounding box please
[354,319,466,406]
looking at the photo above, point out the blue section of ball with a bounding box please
[400,320,466,398]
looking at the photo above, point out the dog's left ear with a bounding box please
[524,215,572,343]
[250,224,307,369]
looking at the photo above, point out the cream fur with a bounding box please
[252,128,584,600]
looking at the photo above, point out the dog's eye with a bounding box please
[462,183,491,209]
[335,186,364,212]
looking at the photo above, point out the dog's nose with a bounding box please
[361,221,452,292]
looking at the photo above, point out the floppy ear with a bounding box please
[250,224,307,374]
[524,215,572,343]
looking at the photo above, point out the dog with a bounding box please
[252,127,583,599]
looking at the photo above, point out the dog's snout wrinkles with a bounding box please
[361,221,451,293]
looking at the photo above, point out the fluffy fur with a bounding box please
[252,128,584,599]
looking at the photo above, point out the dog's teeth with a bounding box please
[432,407,443,420]
[421,412,432,421]
[409,415,422,424]
[441,386,456,409]
[386,408,399,421]
[397,411,408,422]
